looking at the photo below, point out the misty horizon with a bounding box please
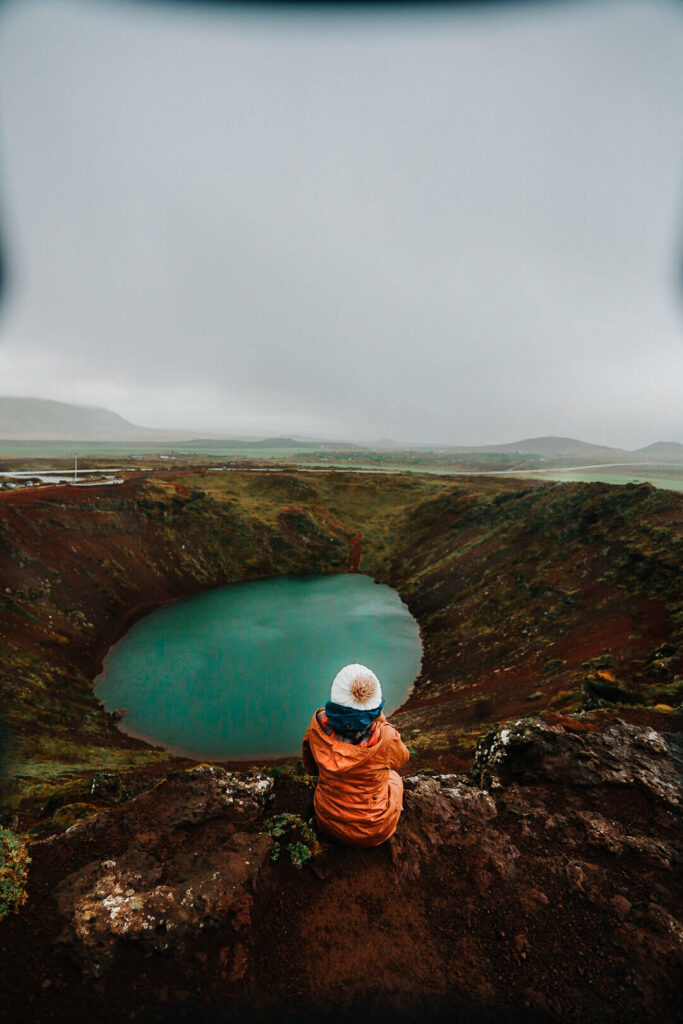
[1,394,681,452]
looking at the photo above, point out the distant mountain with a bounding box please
[176,436,358,451]
[0,397,150,441]
[2,401,680,461]
[441,436,683,462]
[634,441,683,460]
[467,436,619,456]
[0,398,355,448]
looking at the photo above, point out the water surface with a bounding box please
[95,574,421,759]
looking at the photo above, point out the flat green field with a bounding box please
[1,439,682,492]
[512,469,683,492]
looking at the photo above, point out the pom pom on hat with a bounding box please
[330,663,383,711]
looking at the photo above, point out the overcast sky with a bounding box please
[0,0,681,446]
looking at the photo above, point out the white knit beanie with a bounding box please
[330,663,383,711]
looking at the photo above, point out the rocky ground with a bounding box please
[0,713,680,1024]
[1,468,681,1022]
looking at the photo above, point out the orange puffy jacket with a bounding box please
[301,710,410,847]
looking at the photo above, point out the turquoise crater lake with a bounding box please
[95,574,422,759]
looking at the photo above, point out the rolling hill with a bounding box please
[1,397,680,461]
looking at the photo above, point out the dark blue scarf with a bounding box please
[324,699,384,736]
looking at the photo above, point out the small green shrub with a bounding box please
[287,841,314,869]
[0,827,30,921]
[265,812,320,869]
[262,763,316,787]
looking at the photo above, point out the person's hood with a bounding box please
[308,713,387,774]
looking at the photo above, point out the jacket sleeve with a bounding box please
[385,726,410,770]
[301,724,319,776]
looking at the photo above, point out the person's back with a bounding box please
[301,664,409,847]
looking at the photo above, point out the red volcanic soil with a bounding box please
[394,586,675,770]
[0,714,681,1024]
[323,516,363,572]
[0,479,143,506]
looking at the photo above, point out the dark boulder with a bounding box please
[53,767,273,974]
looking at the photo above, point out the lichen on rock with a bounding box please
[53,768,273,974]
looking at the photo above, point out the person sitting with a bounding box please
[301,663,410,847]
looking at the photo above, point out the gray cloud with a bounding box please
[0,0,681,445]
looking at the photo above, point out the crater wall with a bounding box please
[0,469,680,809]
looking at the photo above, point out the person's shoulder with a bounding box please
[378,718,401,742]
[307,708,325,731]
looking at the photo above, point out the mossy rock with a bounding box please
[40,772,130,818]
[52,802,100,829]
[29,802,100,838]
[549,688,578,709]
[582,654,612,670]
[41,778,92,815]
[648,679,683,706]
[584,677,638,705]
[89,771,131,803]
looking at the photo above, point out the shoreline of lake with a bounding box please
[95,573,423,761]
